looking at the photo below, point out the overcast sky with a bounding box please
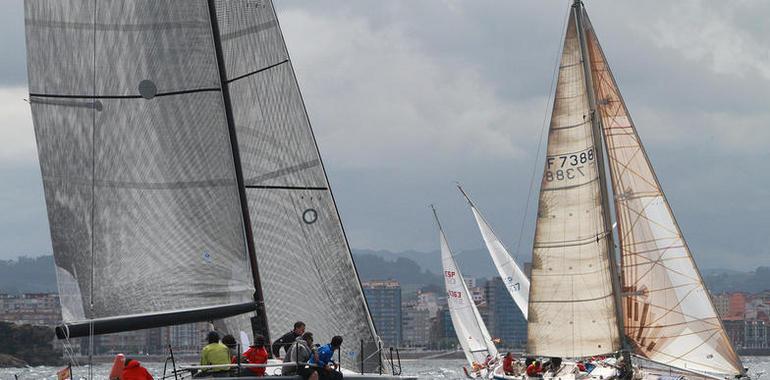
[1,1,769,271]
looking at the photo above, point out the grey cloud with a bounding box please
[1,1,769,271]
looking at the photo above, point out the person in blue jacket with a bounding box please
[308,335,343,380]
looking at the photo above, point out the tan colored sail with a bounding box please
[583,13,744,376]
[527,8,620,358]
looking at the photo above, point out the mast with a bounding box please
[572,0,625,347]
[206,0,269,341]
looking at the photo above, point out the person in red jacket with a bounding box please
[122,358,153,380]
[502,352,516,375]
[526,360,543,378]
[243,335,269,376]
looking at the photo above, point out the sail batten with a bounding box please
[582,12,744,376]
[527,5,620,358]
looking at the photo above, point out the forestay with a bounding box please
[583,13,744,376]
[434,208,497,367]
[527,9,620,358]
[459,187,529,319]
[25,0,254,328]
[212,0,382,371]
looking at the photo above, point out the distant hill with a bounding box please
[0,253,767,295]
[703,266,770,293]
[352,253,442,287]
[0,256,57,294]
[352,248,502,279]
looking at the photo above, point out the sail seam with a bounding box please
[530,293,613,303]
[545,145,595,157]
[534,230,611,248]
[25,19,208,31]
[221,20,278,41]
[550,120,590,131]
[540,176,598,192]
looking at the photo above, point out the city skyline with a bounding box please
[1,1,770,271]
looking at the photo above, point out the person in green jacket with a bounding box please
[199,331,231,375]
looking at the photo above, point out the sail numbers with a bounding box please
[545,148,594,182]
[445,270,457,284]
[505,276,521,292]
[447,290,463,299]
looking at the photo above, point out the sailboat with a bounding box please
[432,206,499,379]
[23,1,413,378]
[457,185,529,320]
[493,1,748,379]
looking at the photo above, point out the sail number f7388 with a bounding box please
[545,148,594,182]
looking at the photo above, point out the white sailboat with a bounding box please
[23,1,414,378]
[432,205,499,378]
[458,185,529,320]
[494,1,747,379]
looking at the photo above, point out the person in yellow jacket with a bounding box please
[200,331,231,374]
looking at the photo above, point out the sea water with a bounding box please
[2,357,769,380]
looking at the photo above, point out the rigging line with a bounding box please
[89,1,97,379]
[513,4,571,261]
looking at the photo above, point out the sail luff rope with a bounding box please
[514,3,572,263]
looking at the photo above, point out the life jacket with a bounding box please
[503,356,514,373]
[122,360,153,380]
[526,363,542,376]
[243,346,268,376]
[109,354,125,380]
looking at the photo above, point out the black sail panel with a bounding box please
[26,1,254,326]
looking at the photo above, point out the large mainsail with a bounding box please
[527,6,620,357]
[433,207,498,367]
[25,1,256,337]
[583,12,744,376]
[25,1,382,369]
[213,0,381,371]
[458,186,529,319]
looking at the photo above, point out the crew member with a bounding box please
[272,321,306,359]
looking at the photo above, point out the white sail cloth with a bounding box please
[436,211,497,367]
[460,189,529,319]
[527,8,621,358]
[583,11,744,376]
